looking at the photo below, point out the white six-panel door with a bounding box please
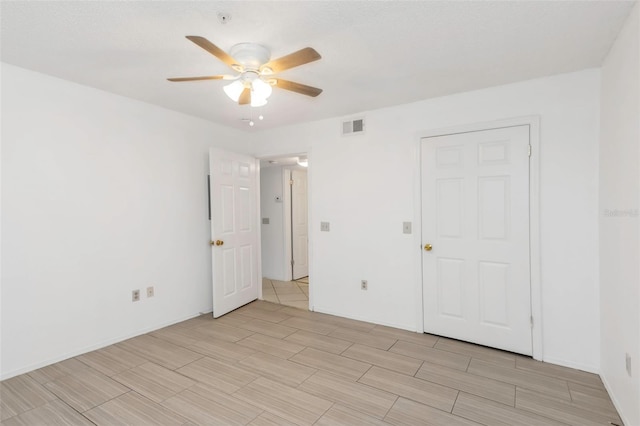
[209,148,259,318]
[291,169,309,280]
[421,125,532,355]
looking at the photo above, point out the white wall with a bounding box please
[599,3,640,425]
[0,61,610,382]
[260,166,286,280]
[0,63,251,379]
[251,69,602,372]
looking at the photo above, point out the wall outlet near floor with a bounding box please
[626,353,632,376]
[361,280,368,290]
[320,221,330,232]
[132,289,140,302]
[147,286,154,298]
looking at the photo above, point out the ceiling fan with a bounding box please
[168,36,323,107]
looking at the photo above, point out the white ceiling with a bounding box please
[1,1,635,132]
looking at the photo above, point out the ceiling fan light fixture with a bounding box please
[250,96,268,107]
[252,78,273,99]
[223,80,245,102]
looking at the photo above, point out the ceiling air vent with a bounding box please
[342,117,365,136]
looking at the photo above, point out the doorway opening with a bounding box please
[259,155,310,310]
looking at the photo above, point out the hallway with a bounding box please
[262,277,309,310]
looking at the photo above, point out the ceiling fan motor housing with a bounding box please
[230,43,270,71]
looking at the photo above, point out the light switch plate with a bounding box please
[320,222,330,232]
[403,222,412,234]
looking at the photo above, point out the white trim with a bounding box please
[282,167,294,282]
[415,116,542,360]
[542,355,599,375]
[528,118,543,361]
[314,305,417,333]
[306,150,315,311]
[601,372,632,426]
[414,139,425,333]
[255,158,263,301]
[0,310,205,381]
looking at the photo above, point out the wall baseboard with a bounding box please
[0,310,207,381]
[540,355,599,375]
[313,304,417,333]
[601,374,631,426]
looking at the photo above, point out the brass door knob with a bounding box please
[424,244,433,251]
[210,240,224,246]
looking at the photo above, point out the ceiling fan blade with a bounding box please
[261,47,321,74]
[238,87,251,105]
[167,75,226,82]
[274,79,323,97]
[186,36,239,69]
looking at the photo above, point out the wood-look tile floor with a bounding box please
[1,301,622,426]
[262,278,309,310]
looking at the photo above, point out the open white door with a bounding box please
[209,148,260,318]
[291,169,309,280]
[421,125,532,355]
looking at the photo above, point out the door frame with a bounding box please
[282,167,309,282]
[282,167,294,282]
[257,151,314,311]
[414,116,542,361]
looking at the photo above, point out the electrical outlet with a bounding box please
[147,286,154,298]
[132,290,140,302]
[626,353,632,376]
[321,222,330,232]
[361,280,368,290]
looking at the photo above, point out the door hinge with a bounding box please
[530,316,534,328]
[528,145,531,157]
[290,179,294,185]
[291,259,295,266]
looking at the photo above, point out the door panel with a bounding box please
[210,148,259,317]
[478,176,510,240]
[239,244,253,289]
[478,261,510,327]
[221,185,235,233]
[422,125,531,355]
[291,169,309,280]
[437,257,465,319]
[238,187,251,231]
[437,178,463,238]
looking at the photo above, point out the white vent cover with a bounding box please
[342,118,365,136]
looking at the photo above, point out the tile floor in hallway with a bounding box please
[262,277,309,310]
[0,300,623,425]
